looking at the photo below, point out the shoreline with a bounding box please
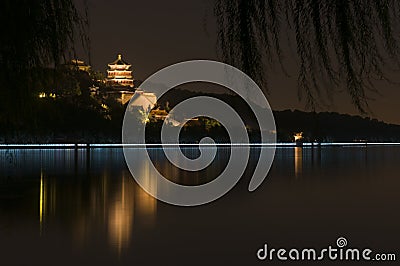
[1,142,400,149]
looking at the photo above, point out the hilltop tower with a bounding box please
[106,54,134,88]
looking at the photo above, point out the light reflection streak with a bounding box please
[35,154,158,254]
[39,171,45,235]
[108,174,135,255]
[38,170,136,252]
[294,147,303,177]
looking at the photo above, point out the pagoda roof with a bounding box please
[109,54,131,66]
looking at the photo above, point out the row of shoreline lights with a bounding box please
[38,92,56,99]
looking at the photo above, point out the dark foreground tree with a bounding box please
[215,0,400,112]
[0,0,88,129]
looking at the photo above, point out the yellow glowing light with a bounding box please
[40,175,43,223]
[294,132,303,142]
[39,172,45,234]
[138,109,150,124]
[38,92,46,98]
[101,103,109,110]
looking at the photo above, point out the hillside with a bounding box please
[274,110,400,142]
[159,89,400,142]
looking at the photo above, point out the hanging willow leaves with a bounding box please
[215,0,400,112]
[0,0,88,127]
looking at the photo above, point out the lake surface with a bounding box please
[0,147,399,265]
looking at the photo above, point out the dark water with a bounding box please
[0,147,399,265]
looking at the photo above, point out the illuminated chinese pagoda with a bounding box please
[107,54,134,88]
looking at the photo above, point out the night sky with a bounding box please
[79,0,400,125]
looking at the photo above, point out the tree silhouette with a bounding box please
[0,0,88,127]
[215,0,400,112]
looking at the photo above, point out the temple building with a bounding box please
[107,54,134,88]
[127,89,171,123]
[70,59,91,72]
[129,89,157,111]
[104,54,136,104]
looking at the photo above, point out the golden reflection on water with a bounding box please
[39,171,45,234]
[135,181,157,223]
[294,147,303,177]
[108,173,135,254]
[134,159,157,221]
[38,166,157,254]
[39,173,57,236]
